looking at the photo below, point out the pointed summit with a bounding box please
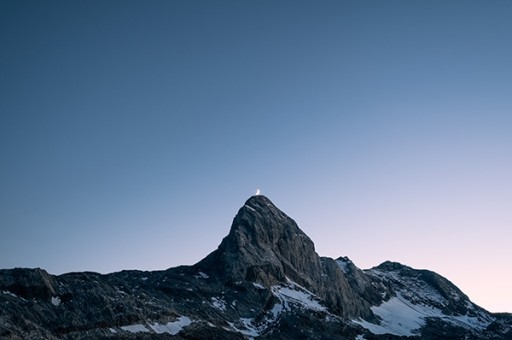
[242,194,275,210]
[194,195,377,318]
[196,195,320,288]
[242,194,279,209]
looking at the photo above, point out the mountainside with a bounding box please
[1,195,511,339]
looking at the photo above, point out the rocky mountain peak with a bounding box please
[194,196,384,319]
[242,194,275,209]
[196,195,321,290]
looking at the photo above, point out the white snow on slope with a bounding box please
[195,271,209,279]
[228,278,328,338]
[2,290,15,298]
[252,282,265,289]
[228,319,260,337]
[2,290,23,300]
[448,313,494,331]
[354,292,494,336]
[149,316,192,335]
[368,269,446,306]
[120,317,192,335]
[335,258,352,274]
[272,279,327,312]
[51,296,61,306]
[121,324,150,333]
[273,286,326,311]
[354,293,431,336]
[212,297,227,311]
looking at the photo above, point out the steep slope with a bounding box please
[196,195,322,287]
[355,261,512,338]
[0,195,510,339]
[195,195,382,319]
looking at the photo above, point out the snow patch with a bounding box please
[109,328,117,333]
[149,316,192,335]
[241,318,260,336]
[367,268,446,306]
[353,294,428,336]
[2,290,20,299]
[252,282,265,290]
[353,292,494,336]
[336,258,352,274]
[228,292,286,337]
[211,297,227,311]
[270,301,285,319]
[228,278,329,338]
[450,313,494,330]
[227,319,260,337]
[121,324,150,333]
[195,271,209,279]
[272,279,327,312]
[244,204,256,212]
[51,296,61,306]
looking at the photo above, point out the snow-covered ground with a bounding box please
[149,316,192,335]
[228,278,329,338]
[353,292,494,336]
[211,296,227,311]
[118,316,192,335]
[354,293,432,336]
[120,324,150,333]
[272,280,327,312]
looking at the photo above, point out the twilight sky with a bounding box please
[1,1,511,312]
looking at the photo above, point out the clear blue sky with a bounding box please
[1,1,511,312]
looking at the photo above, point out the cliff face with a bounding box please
[195,195,382,319]
[197,195,321,287]
[1,195,510,339]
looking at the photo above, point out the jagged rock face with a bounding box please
[0,268,57,300]
[197,196,322,289]
[197,196,321,287]
[1,195,511,339]
[360,261,511,338]
[196,195,380,318]
[371,261,474,315]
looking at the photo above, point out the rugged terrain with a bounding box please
[1,195,511,339]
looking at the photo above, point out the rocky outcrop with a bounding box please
[1,195,510,339]
[0,268,57,300]
[196,195,381,319]
[196,195,321,287]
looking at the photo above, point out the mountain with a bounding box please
[1,195,511,339]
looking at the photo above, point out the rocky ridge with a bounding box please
[1,195,511,339]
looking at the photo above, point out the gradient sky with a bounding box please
[1,1,511,312]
